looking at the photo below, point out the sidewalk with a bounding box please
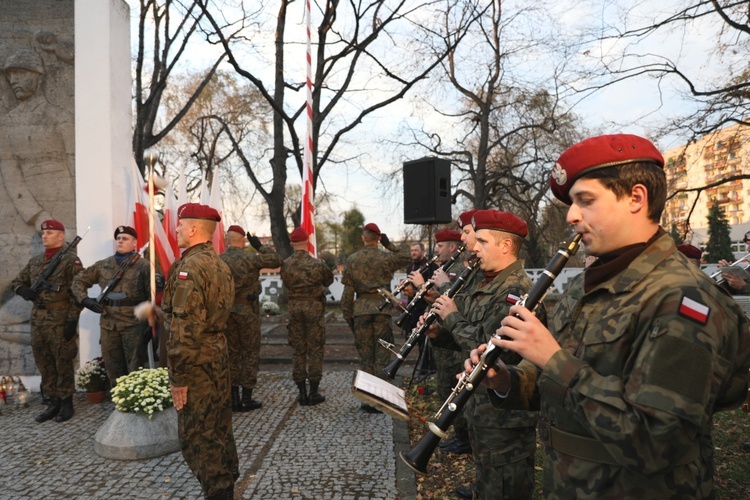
[5,369,417,499]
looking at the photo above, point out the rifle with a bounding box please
[95,243,148,305]
[30,226,90,304]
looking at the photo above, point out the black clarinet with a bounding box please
[377,254,440,311]
[382,256,479,379]
[400,234,582,474]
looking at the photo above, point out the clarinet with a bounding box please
[377,253,441,311]
[381,256,479,379]
[400,234,582,474]
[393,244,466,326]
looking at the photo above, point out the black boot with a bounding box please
[308,380,325,406]
[239,387,262,411]
[231,386,241,412]
[35,397,60,423]
[55,396,74,422]
[296,381,308,406]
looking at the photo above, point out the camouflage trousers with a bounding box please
[177,357,239,497]
[225,305,261,388]
[287,299,326,384]
[433,345,469,437]
[30,307,77,399]
[100,323,148,387]
[352,314,394,376]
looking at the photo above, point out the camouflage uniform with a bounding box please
[441,260,542,500]
[492,233,750,499]
[280,250,334,384]
[72,255,153,386]
[164,242,238,497]
[341,242,410,376]
[220,245,282,389]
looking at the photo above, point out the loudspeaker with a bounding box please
[403,157,452,224]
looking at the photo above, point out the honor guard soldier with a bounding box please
[12,219,83,423]
[72,226,159,387]
[476,134,750,499]
[341,222,410,412]
[164,203,239,498]
[280,227,334,405]
[220,224,282,411]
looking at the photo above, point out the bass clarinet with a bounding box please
[381,256,479,380]
[400,234,582,474]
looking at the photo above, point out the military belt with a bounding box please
[539,419,699,467]
[289,296,323,302]
[356,292,381,299]
[38,299,69,310]
[102,298,143,307]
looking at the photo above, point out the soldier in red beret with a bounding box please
[475,134,750,499]
[676,243,702,266]
[12,219,84,423]
[220,223,282,412]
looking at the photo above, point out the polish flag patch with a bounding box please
[678,296,709,325]
[506,293,520,305]
[178,271,189,280]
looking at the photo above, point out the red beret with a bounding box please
[457,210,479,228]
[677,244,702,260]
[435,229,462,243]
[363,222,381,236]
[114,225,137,239]
[551,134,664,205]
[227,225,245,236]
[290,226,308,243]
[177,203,221,222]
[41,219,64,231]
[471,209,528,238]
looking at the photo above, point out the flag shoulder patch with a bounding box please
[678,295,710,325]
[505,293,521,305]
[178,271,189,280]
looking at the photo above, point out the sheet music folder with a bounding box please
[351,370,409,421]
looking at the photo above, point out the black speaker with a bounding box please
[403,157,452,224]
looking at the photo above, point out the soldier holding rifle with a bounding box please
[12,219,83,423]
[72,225,157,387]
[473,134,750,498]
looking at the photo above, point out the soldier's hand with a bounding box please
[429,268,450,288]
[408,270,425,288]
[379,233,391,248]
[63,320,78,341]
[246,232,263,250]
[15,285,37,302]
[171,385,188,411]
[82,297,104,314]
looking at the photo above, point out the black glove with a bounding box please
[346,318,355,331]
[82,297,103,314]
[246,232,263,250]
[16,285,37,302]
[64,320,78,341]
[379,233,391,248]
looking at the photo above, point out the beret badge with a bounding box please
[551,163,567,186]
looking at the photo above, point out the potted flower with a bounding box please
[262,301,280,316]
[76,357,108,403]
[110,367,173,419]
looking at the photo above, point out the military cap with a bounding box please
[227,225,245,236]
[177,203,221,222]
[114,225,137,239]
[290,226,308,243]
[4,49,45,75]
[471,209,528,238]
[677,244,702,260]
[457,209,479,228]
[550,134,664,205]
[363,222,381,236]
[435,229,462,243]
[41,219,64,231]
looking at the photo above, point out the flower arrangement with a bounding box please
[111,367,173,419]
[261,301,280,315]
[75,357,108,393]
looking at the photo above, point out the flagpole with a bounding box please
[144,149,158,369]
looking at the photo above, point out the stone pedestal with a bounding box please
[94,407,180,460]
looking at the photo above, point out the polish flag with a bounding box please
[205,165,225,254]
[162,171,179,258]
[678,296,710,324]
[301,0,317,256]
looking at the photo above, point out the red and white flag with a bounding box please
[301,0,317,256]
[162,171,179,258]
[207,165,225,254]
[678,296,710,325]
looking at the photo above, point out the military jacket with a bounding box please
[164,242,235,387]
[12,248,83,322]
[220,245,282,308]
[497,233,750,498]
[281,250,334,300]
[71,255,152,330]
[341,242,410,318]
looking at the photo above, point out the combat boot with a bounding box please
[55,396,74,422]
[35,397,60,423]
[231,386,241,412]
[307,380,325,406]
[296,381,308,406]
[239,387,262,411]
